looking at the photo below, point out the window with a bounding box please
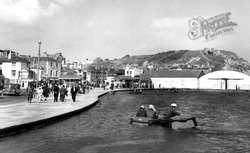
[51,62,53,67]
[12,62,16,67]
[12,70,16,76]
[50,70,53,77]
[56,63,58,67]
[127,71,129,74]
[56,71,58,77]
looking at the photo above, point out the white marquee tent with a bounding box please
[199,70,250,90]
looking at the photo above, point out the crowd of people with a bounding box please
[26,82,91,103]
[136,103,182,120]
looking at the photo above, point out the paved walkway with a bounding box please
[0,88,108,137]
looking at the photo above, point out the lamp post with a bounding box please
[101,65,103,85]
[37,40,42,87]
[148,66,153,89]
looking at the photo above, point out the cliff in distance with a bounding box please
[92,48,250,71]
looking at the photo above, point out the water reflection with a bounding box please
[0,90,249,153]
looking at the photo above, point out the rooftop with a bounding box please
[140,70,205,80]
[0,53,30,63]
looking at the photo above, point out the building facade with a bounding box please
[19,69,36,88]
[87,66,125,83]
[30,56,61,84]
[141,70,205,89]
[125,64,144,77]
[0,50,31,86]
[199,70,250,90]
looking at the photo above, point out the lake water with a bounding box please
[0,89,250,153]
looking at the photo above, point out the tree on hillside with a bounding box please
[93,57,103,63]
[122,54,130,59]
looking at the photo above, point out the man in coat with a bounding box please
[161,103,182,120]
[70,84,78,102]
[42,84,50,101]
[53,84,59,102]
[26,84,34,103]
[59,85,67,102]
[136,105,147,117]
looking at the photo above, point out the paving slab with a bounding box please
[0,88,108,137]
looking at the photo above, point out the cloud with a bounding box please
[44,2,62,17]
[86,21,95,28]
[56,0,88,6]
[0,0,61,24]
[151,17,188,29]
[57,0,76,5]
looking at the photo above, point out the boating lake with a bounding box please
[0,89,250,153]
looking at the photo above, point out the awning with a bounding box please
[114,76,140,81]
[59,72,81,80]
[139,79,150,83]
[42,77,59,80]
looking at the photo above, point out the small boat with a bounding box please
[109,90,115,94]
[129,115,197,129]
[169,88,178,93]
[129,89,142,94]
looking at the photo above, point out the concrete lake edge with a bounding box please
[0,89,108,138]
[0,88,248,138]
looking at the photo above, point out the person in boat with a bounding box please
[161,103,182,120]
[170,87,178,93]
[136,105,147,117]
[147,104,158,119]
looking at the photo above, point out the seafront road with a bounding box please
[0,88,108,137]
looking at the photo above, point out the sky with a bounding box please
[0,0,250,62]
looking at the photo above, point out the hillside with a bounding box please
[91,49,250,71]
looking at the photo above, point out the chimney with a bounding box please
[27,54,31,61]
[8,50,12,59]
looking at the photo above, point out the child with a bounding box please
[36,86,44,101]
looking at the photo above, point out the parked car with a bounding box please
[3,83,21,96]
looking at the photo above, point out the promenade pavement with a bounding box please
[0,88,108,137]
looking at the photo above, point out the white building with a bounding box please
[81,59,94,65]
[0,51,30,85]
[125,64,144,77]
[141,70,205,89]
[19,69,36,88]
[30,56,61,84]
[199,70,250,90]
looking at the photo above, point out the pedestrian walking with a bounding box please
[86,85,90,94]
[26,84,34,103]
[70,84,78,102]
[59,85,67,102]
[76,85,80,94]
[42,85,50,101]
[53,84,59,102]
[82,84,85,94]
[36,86,43,101]
[103,83,106,90]
[65,85,71,100]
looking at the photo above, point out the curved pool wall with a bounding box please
[0,88,249,153]
[0,87,248,138]
[0,101,99,137]
[0,90,108,138]
[0,88,146,138]
[0,88,156,137]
